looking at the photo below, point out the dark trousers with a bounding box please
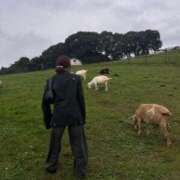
[46,125,88,173]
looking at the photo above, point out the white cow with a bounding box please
[88,75,112,91]
[75,69,88,80]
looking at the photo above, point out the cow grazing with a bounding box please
[99,68,110,75]
[133,104,172,146]
[87,75,112,91]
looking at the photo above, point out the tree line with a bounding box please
[0,29,162,74]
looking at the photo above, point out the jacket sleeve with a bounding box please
[41,80,52,129]
[77,77,86,122]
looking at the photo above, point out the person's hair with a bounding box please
[55,55,71,73]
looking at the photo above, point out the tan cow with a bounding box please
[133,104,172,146]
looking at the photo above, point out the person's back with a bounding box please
[51,71,85,127]
[42,55,88,179]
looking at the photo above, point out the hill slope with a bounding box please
[0,55,180,179]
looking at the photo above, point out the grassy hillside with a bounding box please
[121,49,180,65]
[0,52,180,180]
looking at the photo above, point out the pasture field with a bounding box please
[0,53,180,180]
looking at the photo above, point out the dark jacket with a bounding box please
[42,71,86,128]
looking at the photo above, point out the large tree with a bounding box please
[144,29,162,51]
[99,31,114,58]
[0,29,163,74]
[9,57,30,73]
[64,31,106,63]
[40,43,66,69]
[110,33,124,59]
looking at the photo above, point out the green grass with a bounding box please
[120,49,180,65]
[0,52,180,180]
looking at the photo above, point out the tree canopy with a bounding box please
[0,29,162,74]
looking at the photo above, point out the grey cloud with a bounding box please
[0,0,180,67]
[0,31,51,67]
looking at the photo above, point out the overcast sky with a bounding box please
[0,0,180,67]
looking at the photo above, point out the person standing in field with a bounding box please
[42,55,88,179]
